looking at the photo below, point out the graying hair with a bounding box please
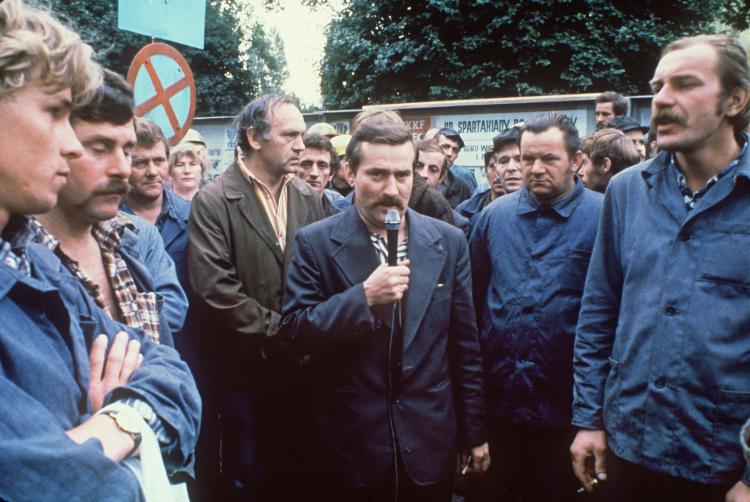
[234,94,297,156]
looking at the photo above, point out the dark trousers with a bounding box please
[312,455,452,502]
[605,452,734,502]
[209,387,314,502]
[464,414,579,502]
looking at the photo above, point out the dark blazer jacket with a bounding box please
[279,207,487,486]
[188,162,327,387]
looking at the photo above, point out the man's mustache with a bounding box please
[653,110,687,127]
[94,179,130,196]
[377,196,406,209]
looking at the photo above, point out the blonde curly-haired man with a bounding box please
[0,1,200,499]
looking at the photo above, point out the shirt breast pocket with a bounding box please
[700,223,750,287]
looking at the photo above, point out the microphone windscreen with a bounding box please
[385,209,400,231]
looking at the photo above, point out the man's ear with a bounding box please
[572,151,583,172]
[723,86,750,122]
[246,128,263,151]
[600,157,612,174]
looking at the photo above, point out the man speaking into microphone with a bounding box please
[278,117,489,501]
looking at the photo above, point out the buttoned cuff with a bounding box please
[571,411,605,431]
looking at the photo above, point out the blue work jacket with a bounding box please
[470,179,602,427]
[572,143,750,485]
[456,188,493,225]
[0,242,201,500]
[124,213,188,337]
[451,164,478,193]
[123,190,191,291]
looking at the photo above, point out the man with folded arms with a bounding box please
[0,2,200,499]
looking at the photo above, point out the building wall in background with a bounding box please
[193,94,652,186]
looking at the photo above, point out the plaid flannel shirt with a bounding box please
[669,140,746,211]
[30,215,161,343]
[0,216,33,276]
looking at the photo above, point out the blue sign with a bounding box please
[118,0,206,50]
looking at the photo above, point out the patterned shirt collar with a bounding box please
[237,160,295,192]
[91,212,134,253]
[368,213,409,265]
[237,160,294,252]
[29,213,133,255]
[370,233,409,265]
[668,139,746,211]
[0,215,33,276]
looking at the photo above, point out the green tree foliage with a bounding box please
[320,0,728,109]
[720,0,750,31]
[42,0,287,116]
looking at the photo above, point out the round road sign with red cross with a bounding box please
[127,42,196,146]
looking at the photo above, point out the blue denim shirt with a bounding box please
[572,139,750,485]
[470,179,602,427]
[0,240,201,499]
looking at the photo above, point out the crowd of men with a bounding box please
[2,1,750,501]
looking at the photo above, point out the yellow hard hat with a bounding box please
[181,128,206,146]
[330,134,352,157]
[307,122,337,137]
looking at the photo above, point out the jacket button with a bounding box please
[655,378,666,389]
[665,306,678,316]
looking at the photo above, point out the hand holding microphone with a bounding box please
[363,261,410,306]
[363,209,410,306]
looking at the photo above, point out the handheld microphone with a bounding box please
[384,208,403,396]
[385,209,400,266]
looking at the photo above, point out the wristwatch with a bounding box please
[102,410,142,456]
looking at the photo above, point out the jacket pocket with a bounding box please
[700,223,750,286]
[710,390,750,475]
